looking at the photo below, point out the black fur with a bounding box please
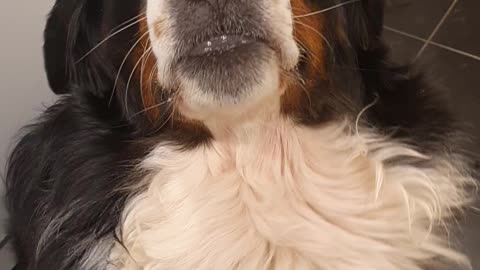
[7,92,150,269]
[6,0,466,269]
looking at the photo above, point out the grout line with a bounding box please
[415,0,458,59]
[0,235,10,250]
[384,26,480,62]
[384,26,428,42]
[429,41,480,61]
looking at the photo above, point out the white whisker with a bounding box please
[109,31,151,106]
[294,20,334,55]
[108,12,146,35]
[125,47,153,115]
[294,37,329,75]
[355,95,379,137]
[140,49,155,101]
[294,0,361,19]
[147,63,159,99]
[147,102,176,135]
[128,99,170,120]
[75,16,147,64]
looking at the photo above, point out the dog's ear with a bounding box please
[43,1,113,97]
[344,0,385,50]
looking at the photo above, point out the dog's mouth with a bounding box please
[175,32,279,120]
[187,34,262,57]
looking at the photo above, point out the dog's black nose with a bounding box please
[176,0,233,16]
[170,0,266,38]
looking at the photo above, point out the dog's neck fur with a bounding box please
[105,112,473,270]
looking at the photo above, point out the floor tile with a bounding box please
[0,189,7,240]
[418,45,480,156]
[460,208,480,270]
[433,0,480,57]
[385,0,453,38]
[383,29,424,64]
[0,239,15,270]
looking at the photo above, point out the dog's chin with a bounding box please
[175,41,283,122]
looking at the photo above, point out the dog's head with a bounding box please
[44,0,385,131]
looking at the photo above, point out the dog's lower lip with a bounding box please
[188,35,257,56]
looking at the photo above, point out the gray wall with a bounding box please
[0,1,55,221]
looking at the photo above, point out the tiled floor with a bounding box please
[385,0,480,156]
[1,0,479,269]
[0,236,14,270]
[385,0,480,269]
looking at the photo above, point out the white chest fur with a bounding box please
[109,120,473,270]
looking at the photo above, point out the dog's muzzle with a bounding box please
[147,0,299,118]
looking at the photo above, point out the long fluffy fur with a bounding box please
[109,117,474,270]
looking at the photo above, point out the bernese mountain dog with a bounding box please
[5,0,477,269]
